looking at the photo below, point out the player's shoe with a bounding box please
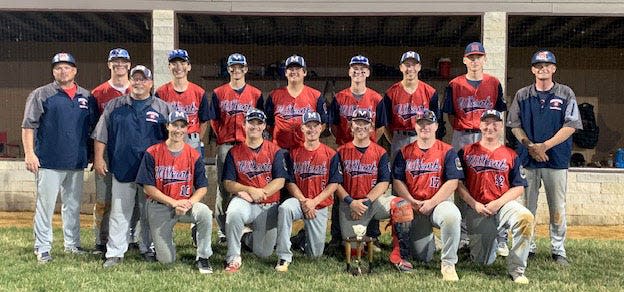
[218,236,227,245]
[510,273,529,284]
[496,242,510,257]
[36,251,52,264]
[225,258,242,273]
[141,251,157,262]
[197,258,213,274]
[275,259,289,272]
[528,251,536,259]
[64,246,88,255]
[128,242,140,251]
[441,264,459,282]
[92,244,106,255]
[552,254,570,266]
[394,259,413,273]
[103,257,123,269]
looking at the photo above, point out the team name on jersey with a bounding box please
[155,166,191,184]
[275,103,311,120]
[293,161,327,180]
[221,99,254,115]
[343,160,377,177]
[457,96,493,113]
[146,111,160,123]
[237,160,272,179]
[395,103,424,121]
[78,97,89,109]
[170,101,198,115]
[405,158,441,176]
[465,154,509,172]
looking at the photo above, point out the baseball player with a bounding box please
[384,51,439,163]
[274,111,342,272]
[22,52,98,263]
[92,65,173,268]
[222,109,288,273]
[442,42,508,254]
[207,53,263,244]
[336,108,414,272]
[457,109,533,284]
[155,49,210,156]
[507,50,582,266]
[264,55,329,150]
[91,48,141,255]
[328,54,386,248]
[135,110,214,274]
[392,109,464,281]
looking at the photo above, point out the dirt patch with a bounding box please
[2,212,622,240]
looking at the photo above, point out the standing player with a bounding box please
[208,53,263,243]
[264,55,328,150]
[274,111,342,272]
[155,49,210,155]
[507,50,582,265]
[457,110,533,284]
[222,109,288,273]
[92,65,173,268]
[442,42,508,254]
[384,51,439,162]
[91,48,141,254]
[336,109,414,272]
[328,54,386,248]
[22,52,97,263]
[392,109,463,281]
[135,111,214,274]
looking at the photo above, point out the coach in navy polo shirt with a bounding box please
[22,52,98,264]
[92,65,173,268]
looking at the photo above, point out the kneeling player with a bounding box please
[457,110,533,284]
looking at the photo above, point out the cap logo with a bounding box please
[57,53,70,61]
[173,111,185,119]
[470,43,480,52]
[536,51,549,61]
[404,52,417,59]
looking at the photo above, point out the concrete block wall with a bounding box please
[1,160,623,225]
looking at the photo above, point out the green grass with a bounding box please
[1,225,623,291]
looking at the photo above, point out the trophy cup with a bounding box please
[345,224,376,275]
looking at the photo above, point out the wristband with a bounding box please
[343,196,354,205]
[363,199,372,207]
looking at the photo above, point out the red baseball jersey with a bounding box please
[227,141,284,204]
[267,86,323,150]
[398,140,457,200]
[331,88,384,145]
[139,142,206,201]
[460,143,527,204]
[289,144,340,209]
[337,142,390,199]
[209,83,263,144]
[91,81,129,113]
[385,81,437,131]
[156,82,208,134]
[446,74,503,131]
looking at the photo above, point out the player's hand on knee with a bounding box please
[418,200,435,216]
[350,200,368,217]
[474,202,492,217]
[248,187,267,202]
[237,191,254,203]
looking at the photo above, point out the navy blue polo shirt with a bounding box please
[22,81,98,169]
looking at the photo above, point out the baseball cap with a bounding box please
[108,48,130,61]
[531,50,557,65]
[400,51,421,64]
[464,42,486,57]
[480,109,503,121]
[227,53,247,66]
[349,55,370,67]
[285,55,306,68]
[168,110,189,124]
[130,65,153,80]
[245,108,267,123]
[51,52,76,67]
[302,111,322,124]
[415,109,437,123]
[168,49,190,62]
[350,108,373,123]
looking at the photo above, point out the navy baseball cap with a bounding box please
[349,55,370,67]
[51,52,76,67]
[350,108,373,123]
[168,49,190,62]
[531,50,556,65]
[400,51,421,64]
[415,109,437,123]
[245,108,267,123]
[108,48,130,61]
[285,55,306,68]
[168,110,189,124]
[480,109,503,121]
[227,53,247,66]
[130,65,153,80]
[464,42,486,57]
[302,111,322,124]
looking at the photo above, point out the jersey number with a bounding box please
[429,176,441,188]
[494,175,505,188]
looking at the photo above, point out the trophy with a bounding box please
[345,224,376,275]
